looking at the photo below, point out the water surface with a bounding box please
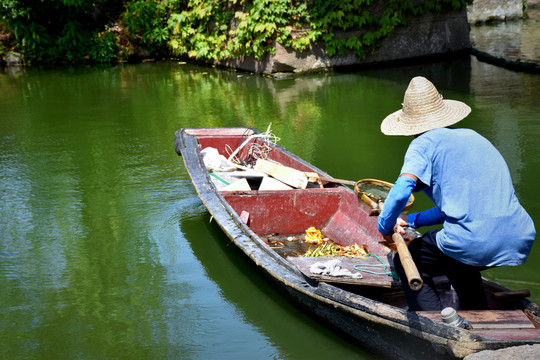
[1,57,539,359]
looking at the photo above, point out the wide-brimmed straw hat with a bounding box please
[380,76,471,136]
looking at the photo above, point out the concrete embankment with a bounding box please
[469,0,540,74]
[217,0,540,76]
[467,0,524,23]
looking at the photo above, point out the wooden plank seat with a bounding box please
[287,255,400,288]
[422,309,536,329]
[473,328,540,341]
[421,310,540,340]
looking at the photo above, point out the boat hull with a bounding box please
[175,127,540,359]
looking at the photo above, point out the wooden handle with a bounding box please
[360,193,380,216]
[392,232,423,291]
[314,175,357,186]
[360,193,378,209]
[493,289,530,300]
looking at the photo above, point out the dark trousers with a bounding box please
[393,229,489,311]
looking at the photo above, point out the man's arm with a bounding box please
[407,206,446,228]
[378,174,418,242]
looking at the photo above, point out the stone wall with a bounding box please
[218,7,470,75]
[467,0,523,23]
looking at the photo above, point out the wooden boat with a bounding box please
[174,127,540,359]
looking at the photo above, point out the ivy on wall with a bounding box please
[168,0,473,61]
[0,0,472,65]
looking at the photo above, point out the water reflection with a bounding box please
[469,58,537,186]
[180,212,373,359]
[470,6,540,63]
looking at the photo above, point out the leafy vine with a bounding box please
[0,0,472,65]
[168,0,473,61]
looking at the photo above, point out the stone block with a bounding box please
[468,0,523,23]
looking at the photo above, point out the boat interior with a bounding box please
[196,130,402,287]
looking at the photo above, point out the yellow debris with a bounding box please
[305,227,324,244]
[344,243,369,258]
[303,227,369,258]
[303,241,369,258]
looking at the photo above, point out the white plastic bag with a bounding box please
[201,147,235,171]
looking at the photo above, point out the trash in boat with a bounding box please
[305,227,325,244]
[220,178,251,191]
[254,159,309,189]
[201,147,236,172]
[259,176,293,190]
[201,125,325,191]
[310,259,363,278]
[225,122,280,166]
[303,241,369,258]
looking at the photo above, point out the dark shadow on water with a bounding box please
[180,212,377,360]
[354,56,473,90]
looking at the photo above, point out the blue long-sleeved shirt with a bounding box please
[380,128,535,267]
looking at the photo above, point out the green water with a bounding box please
[1,58,539,359]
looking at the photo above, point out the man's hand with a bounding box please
[382,217,408,242]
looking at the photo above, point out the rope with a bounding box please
[225,123,280,165]
[353,253,400,281]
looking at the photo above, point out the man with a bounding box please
[377,76,535,311]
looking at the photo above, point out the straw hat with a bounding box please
[380,76,471,136]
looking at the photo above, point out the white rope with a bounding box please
[226,123,280,163]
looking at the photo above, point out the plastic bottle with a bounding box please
[444,285,460,309]
[441,307,473,330]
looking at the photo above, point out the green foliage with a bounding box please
[0,0,121,64]
[168,0,472,61]
[123,0,169,51]
[89,28,120,63]
[0,0,472,65]
[167,0,233,60]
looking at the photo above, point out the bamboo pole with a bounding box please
[392,232,423,291]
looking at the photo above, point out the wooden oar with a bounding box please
[376,201,423,291]
[493,289,530,300]
[392,231,423,291]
